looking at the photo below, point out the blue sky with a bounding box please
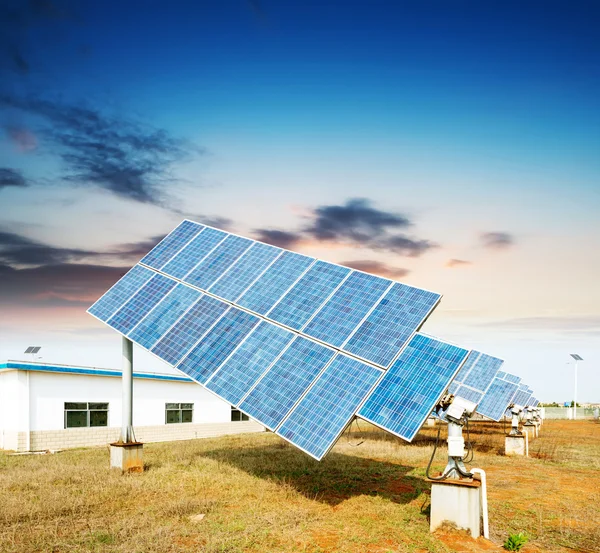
[1,0,599,402]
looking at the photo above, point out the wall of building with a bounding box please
[0,369,264,452]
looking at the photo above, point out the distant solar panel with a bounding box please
[239,337,336,431]
[512,385,533,408]
[88,219,454,461]
[452,386,483,405]
[357,334,469,441]
[477,372,520,421]
[277,355,382,460]
[140,220,204,270]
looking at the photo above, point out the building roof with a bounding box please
[0,360,193,383]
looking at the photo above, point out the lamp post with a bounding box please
[569,354,583,419]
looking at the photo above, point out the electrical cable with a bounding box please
[425,424,449,481]
[463,417,474,463]
[345,418,364,447]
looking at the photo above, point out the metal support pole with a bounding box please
[510,412,521,435]
[121,337,134,443]
[573,361,578,420]
[442,421,469,479]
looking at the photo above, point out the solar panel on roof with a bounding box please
[268,261,350,330]
[205,321,295,406]
[178,308,260,384]
[343,284,441,367]
[128,284,201,349]
[152,294,229,365]
[106,274,177,334]
[277,354,382,460]
[239,337,336,431]
[140,220,204,270]
[357,334,469,441]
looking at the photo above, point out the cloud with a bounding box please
[306,198,410,242]
[254,198,437,257]
[446,258,472,268]
[1,95,199,205]
[253,228,304,249]
[481,231,515,250]
[0,262,128,308]
[341,260,409,279]
[5,125,38,151]
[0,167,28,189]
[481,315,600,332]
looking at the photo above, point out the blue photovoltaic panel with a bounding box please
[151,294,229,365]
[477,378,519,421]
[178,307,260,384]
[238,251,314,315]
[107,274,177,335]
[239,337,335,430]
[503,372,521,385]
[448,381,459,394]
[128,284,201,349]
[358,334,469,441]
[140,220,203,269]
[268,261,350,330]
[185,234,253,290]
[453,351,480,384]
[208,242,282,302]
[303,271,391,347]
[512,385,532,407]
[463,352,503,391]
[161,227,227,280]
[344,283,441,367]
[454,385,483,405]
[205,321,295,405]
[277,355,382,460]
[88,265,154,322]
[531,397,539,407]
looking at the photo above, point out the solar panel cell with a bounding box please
[205,321,295,405]
[152,294,229,365]
[178,307,260,384]
[303,271,392,347]
[88,265,154,322]
[107,274,177,335]
[140,220,204,269]
[209,242,282,302]
[357,334,469,441]
[185,235,253,290]
[344,284,441,367]
[237,251,314,315]
[239,337,335,430]
[128,284,201,349]
[277,355,382,460]
[268,261,350,330]
[161,227,227,280]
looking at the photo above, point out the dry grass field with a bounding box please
[1,419,598,553]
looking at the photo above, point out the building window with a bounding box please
[64,402,109,428]
[165,403,193,424]
[231,407,249,422]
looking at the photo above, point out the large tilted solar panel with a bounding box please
[118,220,442,369]
[512,384,533,408]
[476,372,521,421]
[87,221,450,460]
[357,334,469,441]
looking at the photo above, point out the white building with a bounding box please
[0,360,264,452]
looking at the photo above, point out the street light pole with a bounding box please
[570,354,583,420]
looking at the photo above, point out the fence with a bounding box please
[542,407,599,420]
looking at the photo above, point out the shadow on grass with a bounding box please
[201,442,429,506]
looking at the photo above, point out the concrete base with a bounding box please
[523,423,538,439]
[426,417,436,427]
[505,435,527,456]
[430,479,481,538]
[110,442,144,473]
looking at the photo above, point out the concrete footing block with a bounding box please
[505,435,526,456]
[430,479,481,538]
[426,417,436,427]
[110,442,144,473]
[523,423,537,439]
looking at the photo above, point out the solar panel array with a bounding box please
[88,220,449,460]
[512,384,534,408]
[477,371,522,421]
[447,350,504,407]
